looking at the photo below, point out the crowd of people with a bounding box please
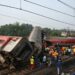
[29,44,75,75]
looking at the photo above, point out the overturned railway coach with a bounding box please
[0,36,34,66]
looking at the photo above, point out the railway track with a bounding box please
[0,56,75,75]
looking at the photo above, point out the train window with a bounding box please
[0,40,4,43]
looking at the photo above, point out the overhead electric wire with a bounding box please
[0,4,75,26]
[24,0,75,18]
[57,0,75,10]
[0,13,25,21]
[0,13,43,25]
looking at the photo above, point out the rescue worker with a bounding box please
[30,56,35,70]
[47,55,51,67]
[61,47,66,55]
[49,48,54,56]
[52,50,58,62]
[67,47,71,55]
[42,54,47,66]
[49,48,55,65]
[45,47,49,51]
[72,47,75,55]
[56,59,62,75]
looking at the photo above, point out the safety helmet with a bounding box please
[31,56,34,58]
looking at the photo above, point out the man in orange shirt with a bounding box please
[52,51,58,61]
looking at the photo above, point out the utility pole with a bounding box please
[20,0,22,10]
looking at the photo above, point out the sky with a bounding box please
[0,0,75,30]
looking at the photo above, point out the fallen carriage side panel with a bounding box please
[2,37,22,53]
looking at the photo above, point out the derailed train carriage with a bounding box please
[0,36,34,67]
[45,37,75,47]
